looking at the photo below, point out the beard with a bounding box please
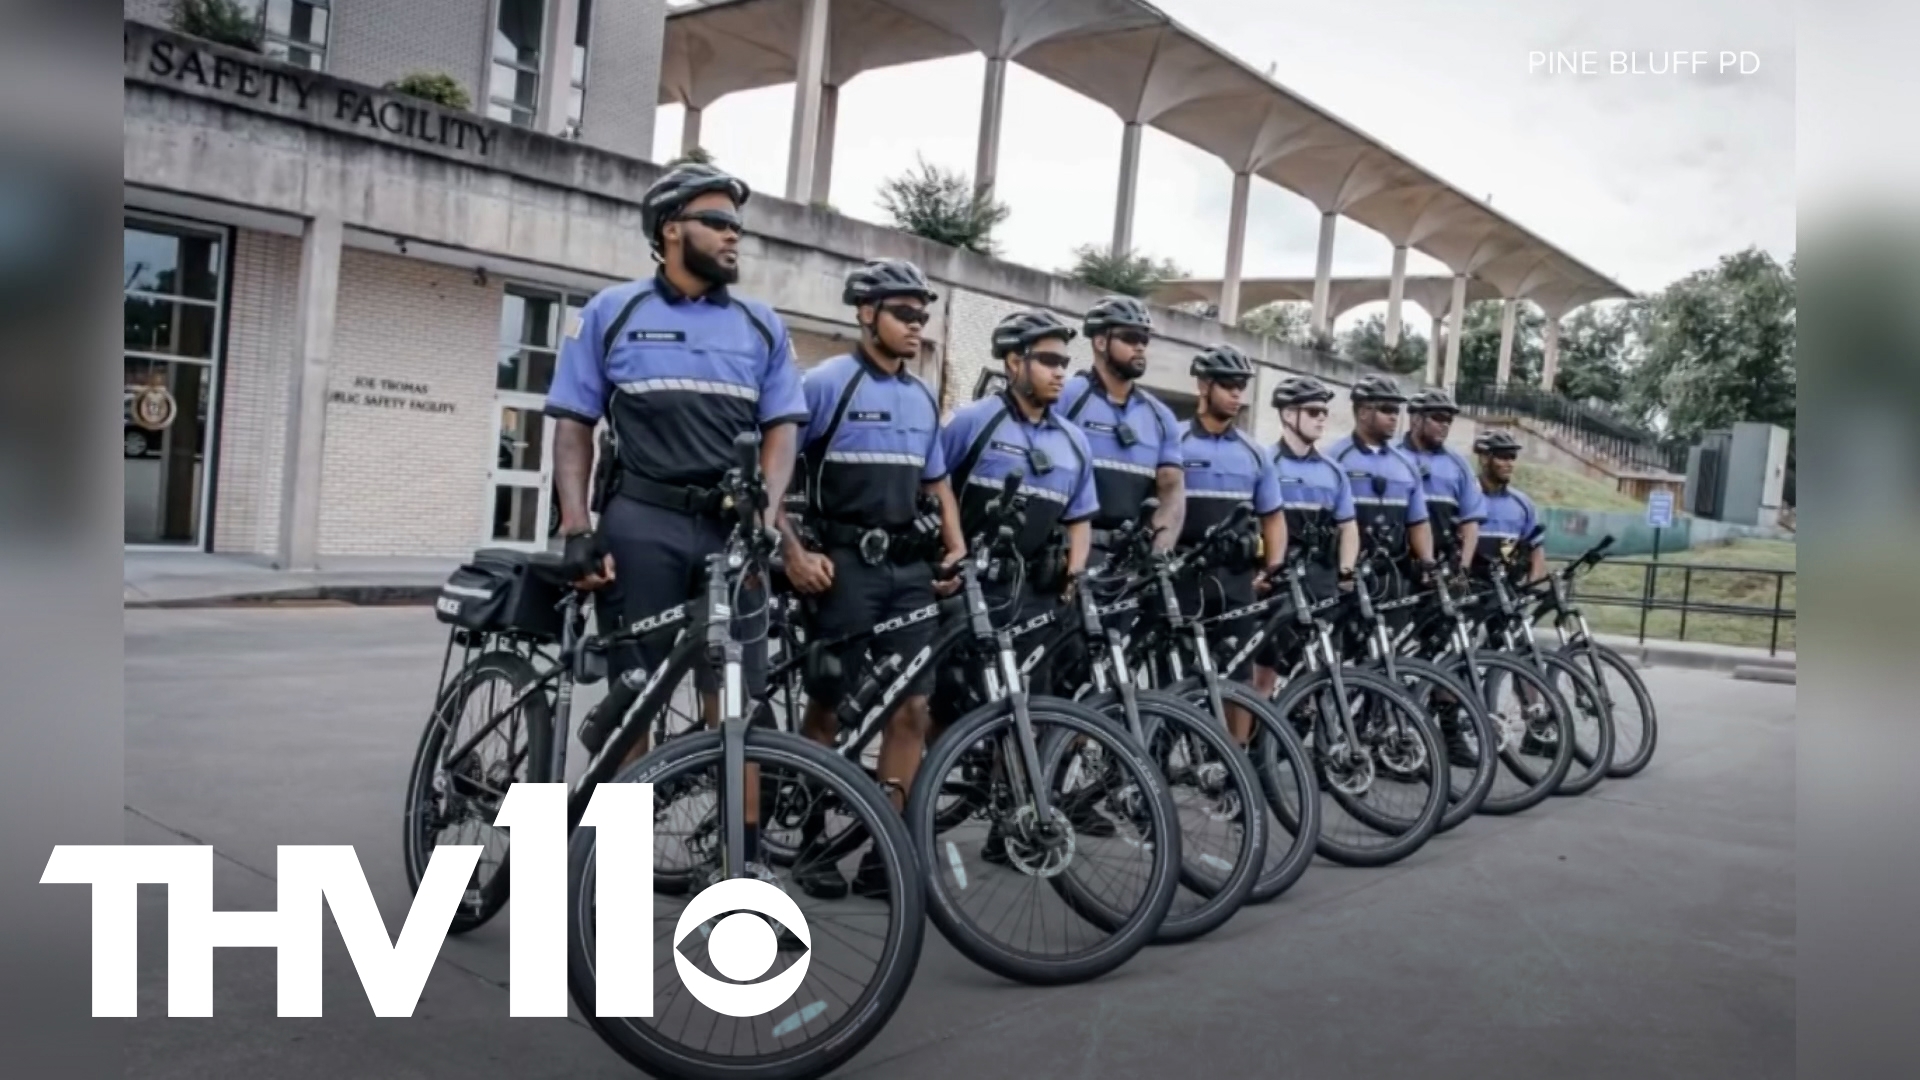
[1110,352,1147,381]
[683,243,739,286]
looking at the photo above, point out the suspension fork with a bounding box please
[704,552,749,881]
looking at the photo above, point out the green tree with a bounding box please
[1237,301,1310,345]
[666,145,715,167]
[1066,245,1187,298]
[878,157,1009,256]
[1456,300,1544,386]
[1552,301,1640,407]
[1337,313,1428,374]
[1627,247,1796,441]
[169,0,263,52]
[386,72,471,110]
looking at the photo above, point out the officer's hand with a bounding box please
[933,549,965,598]
[1255,568,1278,596]
[1060,569,1085,605]
[787,549,835,595]
[564,532,616,591]
[1337,568,1357,593]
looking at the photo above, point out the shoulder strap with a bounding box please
[727,298,778,355]
[1063,376,1095,422]
[805,362,869,511]
[953,403,1013,494]
[599,287,656,359]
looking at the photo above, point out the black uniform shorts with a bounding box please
[1176,565,1261,681]
[594,494,768,696]
[802,545,938,702]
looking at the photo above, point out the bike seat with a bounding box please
[520,551,578,587]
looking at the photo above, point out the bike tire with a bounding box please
[1362,657,1498,835]
[1453,652,1574,816]
[906,696,1181,986]
[1077,688,1267,945]
[1539,652,1614,796]
[1262,667,1448,868]
[1561,643,1658,778]
[402,649,551,936]
[567,729,926,1080]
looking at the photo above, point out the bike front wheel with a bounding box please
[1561,643,1658,778]
[1538,652,1615,796]
[1456,652,1574,815]
[1362,657,1498,834]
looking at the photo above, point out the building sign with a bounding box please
[330,376,456,415]
[1646,489,1675,529]
[124,26,496,160]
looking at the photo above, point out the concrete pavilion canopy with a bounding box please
[660,0,1633,317]
[1152,275,1503,323]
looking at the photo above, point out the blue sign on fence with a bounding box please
[1646,490,1675,529]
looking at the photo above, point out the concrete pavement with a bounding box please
[115,606,1794,1079]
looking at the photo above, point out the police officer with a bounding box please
[1472,429,1544,583]
[1058,296,1185,556]
[1324,374,1435,582]
[940,310,1100,627]
[782,259,965,898]
[1178,344,1285,744]
[546,164,806,876]
[1399,388,1487,573]
[1268,375,1359,599]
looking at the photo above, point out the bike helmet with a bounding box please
[991,310,1076,359]
[842,258,938,305]
[1270,374,1335,409]
[1474,430,1523,455]
[1083,295,1153,338]
[1408,387,1459,414]
[1189,344,1256,381]
[641,162,752,253]
[1350,373,1410,405]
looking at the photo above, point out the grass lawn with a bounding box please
[1561,538,1797,653]
[1517,463,1645,512]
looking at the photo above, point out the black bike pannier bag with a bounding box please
[434,549,565,641]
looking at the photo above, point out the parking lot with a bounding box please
[120,605,1794,1079]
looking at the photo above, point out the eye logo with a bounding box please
[672,878,811,1017]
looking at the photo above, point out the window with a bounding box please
[489,0,546,128]
[260,0,330,70]
[567,0,593,131]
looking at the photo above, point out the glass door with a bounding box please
[488,284,588,550]
[124,215,226,547]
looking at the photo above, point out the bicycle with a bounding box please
[1529,535,1660,778]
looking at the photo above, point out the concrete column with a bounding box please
[1309,211,1337,336]
[1111,120,1143,257]
[276,214,343,571]
[537,0,582,135]
[1220,170,1251,325]
[1541,316,1562,391]
[1385,244,1408,347]
[1495,297,1517,387]
[681,105,703,156]
[1426,315,1442,385]
[810,84,838,204]
[974,57,1008,197]
[1442,273,1467,391]
[783,0,831,204]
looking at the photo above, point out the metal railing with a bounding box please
[1557,558,1797,656]
[1455,382,1685,475]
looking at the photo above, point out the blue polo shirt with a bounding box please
[1177,419,1282,546]
[1058,371,1182,530]
[1273,441,1354,564]
[1476,484,1539,568]
[798,351,946,528]
[941,393,1098,556]
[1325,434,1429,554]
[545,273,807,489]
[1397,437,1486,539]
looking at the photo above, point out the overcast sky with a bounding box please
[653,0,1795,327]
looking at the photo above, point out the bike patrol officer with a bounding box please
[940,310,1100,631]
[1472,429,1544,583]
[547,162,806,807]
[1324,374,1435,586]
[1057,296,1185,557]
[1178,344,1285,744]
[782,258,966,899]
[1399,387,1487,573]
[1268,374,1359,599]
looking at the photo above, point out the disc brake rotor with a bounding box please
[1002,804,1076,878]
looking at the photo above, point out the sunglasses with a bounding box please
[1212,377,1250,392]
[1420,411,1457,423]
[673,209,746,236]
[1299,406,1329,418]
[1488,451,1519,462]
[1025,351,1072,370]
[1372,404,1403,416]
[1111,329,1151,347]
[879,303,931,327]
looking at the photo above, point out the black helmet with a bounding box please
[1083,295,1153,338]
[843,258,938,306]
[1190,344,1256,381]
[1474,430,1523,455]
[1408,387,1459,414]
[1350,374,1410,405]
[991,310,1075,359]
[1270,374,1334,409]
[642,162,751,252]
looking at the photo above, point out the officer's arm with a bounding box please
[1152,466,1185,553]
[1260,510,1287,573]
[1337,520,1361,576]
[1065,519,1092,576]
[925,478,966,562]
[1457,519,1480,570]
[1529,541,1548,584]
[1409,520,1435,564]
[1455,454,1486,570]
[545,298,611,537]
[554,421,597,537]
[760,424,798,531]
[754,319,808,531]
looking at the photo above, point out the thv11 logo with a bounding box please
[38,784,810,1018]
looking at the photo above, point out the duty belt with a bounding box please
[813,519,930,567]
[620,475,730,518]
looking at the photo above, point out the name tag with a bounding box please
[990,440,1027,455]
[628,330,687,343]
[848,410,892,422]
[1346,470,1370,480]
[1185,459,1211,469]
[1083,421,1117,434]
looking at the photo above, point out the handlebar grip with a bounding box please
[733,430,761,482]
[1595,535,1616,556]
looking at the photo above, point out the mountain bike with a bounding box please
[1528,536,1659,778]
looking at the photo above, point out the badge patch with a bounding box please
[564,310,583,340]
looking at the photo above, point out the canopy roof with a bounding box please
[1152,275,1502,321]
[662,0,1634,313]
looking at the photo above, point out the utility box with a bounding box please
[1685,423,1790,526]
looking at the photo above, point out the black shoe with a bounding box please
[981,822,1010,867]
[793,854,849,900]
[850,848,892,899]
[1062,789,1117,838]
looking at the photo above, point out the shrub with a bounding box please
[1066,245,1186,298]
[168,0,263,52]
[386,72,473,111]
[878,157,1009,256]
